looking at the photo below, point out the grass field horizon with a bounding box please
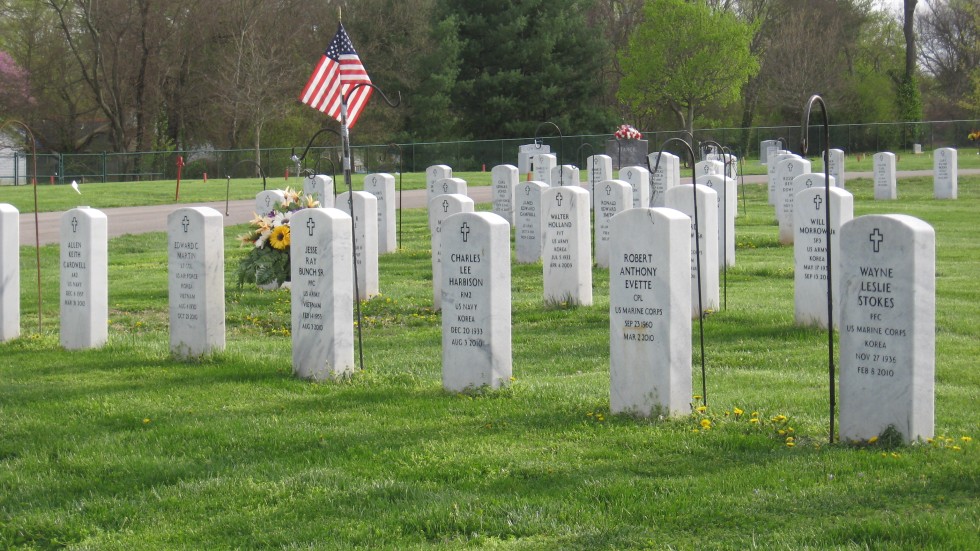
[1,175,977,549]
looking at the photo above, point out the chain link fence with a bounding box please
[2,119,977,185]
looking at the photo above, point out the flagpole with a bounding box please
[338,97,366,373]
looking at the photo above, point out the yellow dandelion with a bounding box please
[700,419,712,429]
[270,225,290,250]
[693,395,702,401]
[778,429,786,436]
[927,438,935,444]
[961,436,972,443]
[868,436,879,444]
[733,407,744,416]
[785,436,795,443]
[786,442,796,448]
[696,405,707,413]
[750,418,760,424]
[890,452,900,458]
[751,411,759,418]
[143,418,151,424]
[952,446,962,451]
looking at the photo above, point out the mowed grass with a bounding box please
[1,175,978,549]
[2,149,979,213]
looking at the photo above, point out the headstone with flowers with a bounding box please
[236,187,320,289]
[607,125,648,170]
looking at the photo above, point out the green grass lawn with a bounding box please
[1,176,978,549]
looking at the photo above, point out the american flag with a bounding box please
[299,23,373,128]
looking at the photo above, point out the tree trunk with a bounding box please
[903,0,917,79]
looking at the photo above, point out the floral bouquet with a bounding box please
[614,124,643,140]
[236,187,319,288]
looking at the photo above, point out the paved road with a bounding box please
[17,168,978,246]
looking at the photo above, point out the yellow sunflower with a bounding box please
[269,225,291,250]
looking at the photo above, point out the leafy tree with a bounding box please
[443,0,616,139]
[619,0,758,143]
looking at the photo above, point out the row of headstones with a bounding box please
[427,169,733,317]
[436,205,935,445]
[0,170,936,443]
[763,142,958,207]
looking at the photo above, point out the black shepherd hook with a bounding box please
[297,127,341,163]
[385,142,404,250]
[801,94,835,444]
[652,137,708,406]
[228,160,268,216]
[341,82,400,373]
[701,139,731,312]
[0,119,42,333]
[776,136,789,153]
[534,121,563,184]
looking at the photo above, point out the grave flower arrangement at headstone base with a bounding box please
[236,187,319,289]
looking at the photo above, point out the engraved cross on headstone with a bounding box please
[71,216,78,233]
[555,192,563,206]
[460,222,470,243]
[870,228,884,253]
[442,199,449,213]
[307,217,316,236]
[605,184,611,196]
[264,196,272,208]
[525,185,531,196]
[181,216,190,233]
[814,194,823,211]
[805,178,814,189]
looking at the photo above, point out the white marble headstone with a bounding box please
[839,214,935,443]
[760,140,780,164]
[491,164,519,225]
[620,166,650,209]
[290,208,354,381]
[515,181,548,264]
[441,212,512,392]
[60,207,108,350]
[364,172,396,253]
[531,153,557,186]
[255,190,286,216]
[586,155,614,191]
[542,186,592,306]
[826,149,845,190]
[647,152,675,207]
[434,177,467,198]
[550,164,579,188]
[768,151,795,206]
[873,152,897,200]
[303,174,334,208]
[609,208,692,417]
[793,186,853,328]
[695,174,736,267]
[933,148,957,200]
[430,194,475,310]
[777,158,812,243]
[168,207,225,358]
[594,180,632,269]
[426,164,453,204]
[694,160,724,178]
[337,191,379,299]
[0,204,18,342]
[666,185,719,317]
